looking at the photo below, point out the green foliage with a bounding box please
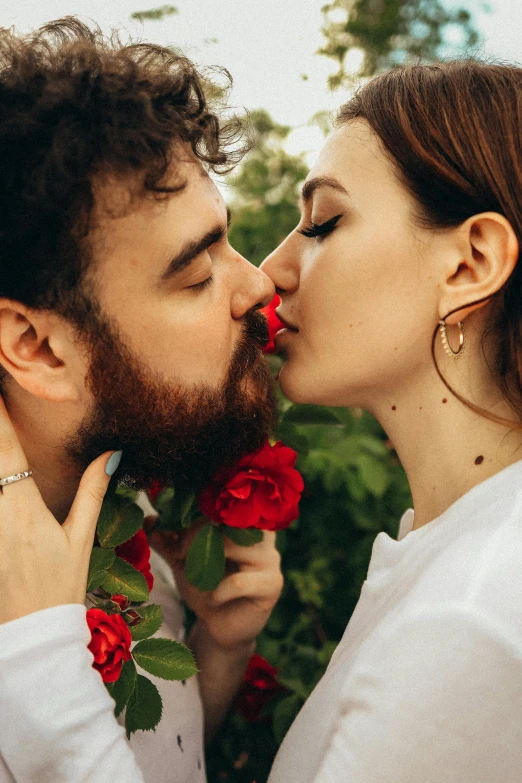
[221,526,264,546]
[131,5,178,22]
[101,556,150,602]
[132,638,198,680]
[185,524,225,591]
[228,110,308,267]
[319,0,480,85]
[97,495,144,548]
[87,547,115,592]
[129,604,164,641]
[112,659,138,718]
[125,675,163,738]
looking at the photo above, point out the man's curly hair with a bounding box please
[0,17,245,324]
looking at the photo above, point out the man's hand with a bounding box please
[161,526,283,646]
[149,522,284,739]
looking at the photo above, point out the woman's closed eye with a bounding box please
[298,214,342,239]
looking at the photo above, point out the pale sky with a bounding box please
[1,0,521,160]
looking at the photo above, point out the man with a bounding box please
[0,18,283,782]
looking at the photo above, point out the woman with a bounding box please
[261,60,522,781]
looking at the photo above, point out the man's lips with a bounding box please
[275,309,298,331]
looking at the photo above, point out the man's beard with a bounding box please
[65,307,276,493]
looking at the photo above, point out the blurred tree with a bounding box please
[319,0,479,87]
[131,5,178,22]
[227,110,308,266]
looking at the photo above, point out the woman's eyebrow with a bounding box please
[301,176,350,204]
[161,207,231,282]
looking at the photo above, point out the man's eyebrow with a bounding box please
[301,176,350,204]
[161,207,232,282]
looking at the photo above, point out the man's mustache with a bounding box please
[229,310,269,381]
[245,309,270,348]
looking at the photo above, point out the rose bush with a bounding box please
[115,528,154,591]
[236,654,286,723]
[86,608,132,683]
[198,441,304,531]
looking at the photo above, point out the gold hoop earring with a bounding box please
[438,319,465,359]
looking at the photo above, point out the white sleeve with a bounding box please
[0,604,145,783]
[314,606,522,783]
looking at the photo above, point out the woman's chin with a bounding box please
[276,362,316,405]
[277,361,351,408]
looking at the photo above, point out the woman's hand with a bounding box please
[0,397,119,625]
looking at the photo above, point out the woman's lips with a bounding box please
[275,309,298,331]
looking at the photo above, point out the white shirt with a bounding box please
[269,459,522,783]
[0,546,206,782]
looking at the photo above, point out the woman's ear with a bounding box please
[0,302,84,401]
[439,212,519,325]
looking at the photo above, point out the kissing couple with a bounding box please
[1,16,522,783]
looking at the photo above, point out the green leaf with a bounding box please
[275,423,310,457]
[272,693,303,745]
[101,556,149,602]
[185,524,225,591]
[97,495,144,549]
[125,675,163,738]
[283,405,343,425]
[221,526,263,546]
[132,638,198,680]
[129,604,163,641]
[115,485,139,503]
[112,658,137,717]
[174,488,196,529]
[152,487,175,515]
[87,547,115,592]
[355,434,388,457]
[357,454,390,498]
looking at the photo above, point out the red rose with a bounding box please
[236,653,285,722]
[199,441,304,531]
[260,295,284,354]
[86,608,132,683]
[148,480,164,504]
[115,529,154,591]
[110,594,130,611]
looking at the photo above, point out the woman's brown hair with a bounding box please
[338,60,522,429]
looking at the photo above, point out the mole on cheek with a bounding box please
[475,455,484,465]
[442,398,448,404]
[391,405,397,411]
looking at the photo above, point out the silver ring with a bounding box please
[0,470,33,488]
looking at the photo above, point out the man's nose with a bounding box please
[230,253,275,319]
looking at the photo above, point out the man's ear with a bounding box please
[0,301,84,402]
[439,212,519,325]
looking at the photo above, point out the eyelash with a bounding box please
[189,274,214,291]
[298,214,342,238]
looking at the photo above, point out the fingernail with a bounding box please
[105,450,123,476]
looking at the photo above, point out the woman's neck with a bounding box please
[371,373,522,532]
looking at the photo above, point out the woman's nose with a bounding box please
[260,235,299,294]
